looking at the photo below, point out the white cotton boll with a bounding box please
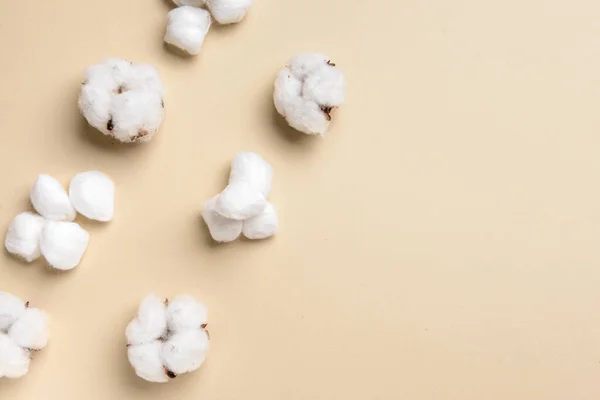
[161,329,209,375]
[165,7,211,56]
[242,202,278,240]
[39,221,89,271]
[79,59,165,143]
[5,212,46,262]
[229,152,273,198]
[205,0,252,24]
[215,182,267,220]
[8,308,49,350]
[167,295,207,333]
[30,175,76,222]
[0,292,26,332]
[202,195,243,242]
[274,53,346,136]
[127,341,169,383]
[126,294,167,346]
[0,333,30,379]
[69,171,115,222]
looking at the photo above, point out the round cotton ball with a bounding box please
[78,59,165,143]
[202,195,243,242]
[205,0,252,24]
[165,7,211,55]
[69,171,115,222]
[5,212,46,262]
[0,292,26,332]
[30,175,76,221]
[274,53,346,136]
[229,152,273,198]
[126,294,167,346]
[242,202,278,239]
[8,308,49,350]
[166,295,207,332]
[161,329,209,375]
[39,221,89,271]
[215,181,267,220]
[0,333,30,379]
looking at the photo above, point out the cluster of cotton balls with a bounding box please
[126,294,209,383]
[4,172,115,270]
[202,152,278,242]
[79,59,165,143]
[274,53,346,136]
[0,292,49,379]
[165,0,252,55]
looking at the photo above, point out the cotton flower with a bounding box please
[39,221,89,271]
[30,175,76,221]
[165,7,212,55]
[0,292,49,379]
[202,152,278,242]
[69,171,115,222]
[78,59,165,143]
[205,0,253,24]
[126,294,209,383]
[5,212,46,262]
[274,53,346,136]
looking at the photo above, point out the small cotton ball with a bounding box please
[242,202,278,240]
[78,59,165,143]
[161,329,209,375]
[30,175,76,221]
[0,292,26,332]
[5,212,46,262]
[229,152,273,198]
[126,294,167,346]
[69,171,115,222]
[166,295,207,333]
[171,0,204,5]
[0,333,30,379]
[215,181,267,220]
[127,340,169,383]
[8,308,49,350]
[39,221,89,271]
[165,7,211,56]
[202,195,243,242]
[205,0,252,24]
[274,53,346,136]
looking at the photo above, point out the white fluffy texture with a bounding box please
[242,202,278,239]
[30,175,76,222]
[126,294,209,383]
[69,171,115,222]
[0,293,49,379]
[39,221,89,271]
[161,329,209,375]
[172,0,204,5]
[215,181,267,220]
[5,212,46,262]
[126,294,167,346]
[78,59,165,143]
[229,152,273,197]
[205,0,252,24]
[202,195,243,242]
[165,7,211,55]
[0,293,26,332]
[274,53,346,136]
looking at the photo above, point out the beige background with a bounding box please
[0,0,599,398]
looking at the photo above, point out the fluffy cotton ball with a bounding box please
[69,171,115,222]
[205,0,252,24]
[0,333,30,379]
[171,0,204,5]
[0,292,26,332]
[127,340,169,383]
[274,53,346,136]
[161,329,209,375]
[39,221,89,271]
[229,152,273,198]
[126,294,168,346]
[30,175,76,221]
[215,181,267,220]
[166,295,207,333]
[165,7,211,55]
[242,202,278,239]
[78,59,165,143]
[8,308,49,350]
[5,212,46,262]
[202,195,243,242]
